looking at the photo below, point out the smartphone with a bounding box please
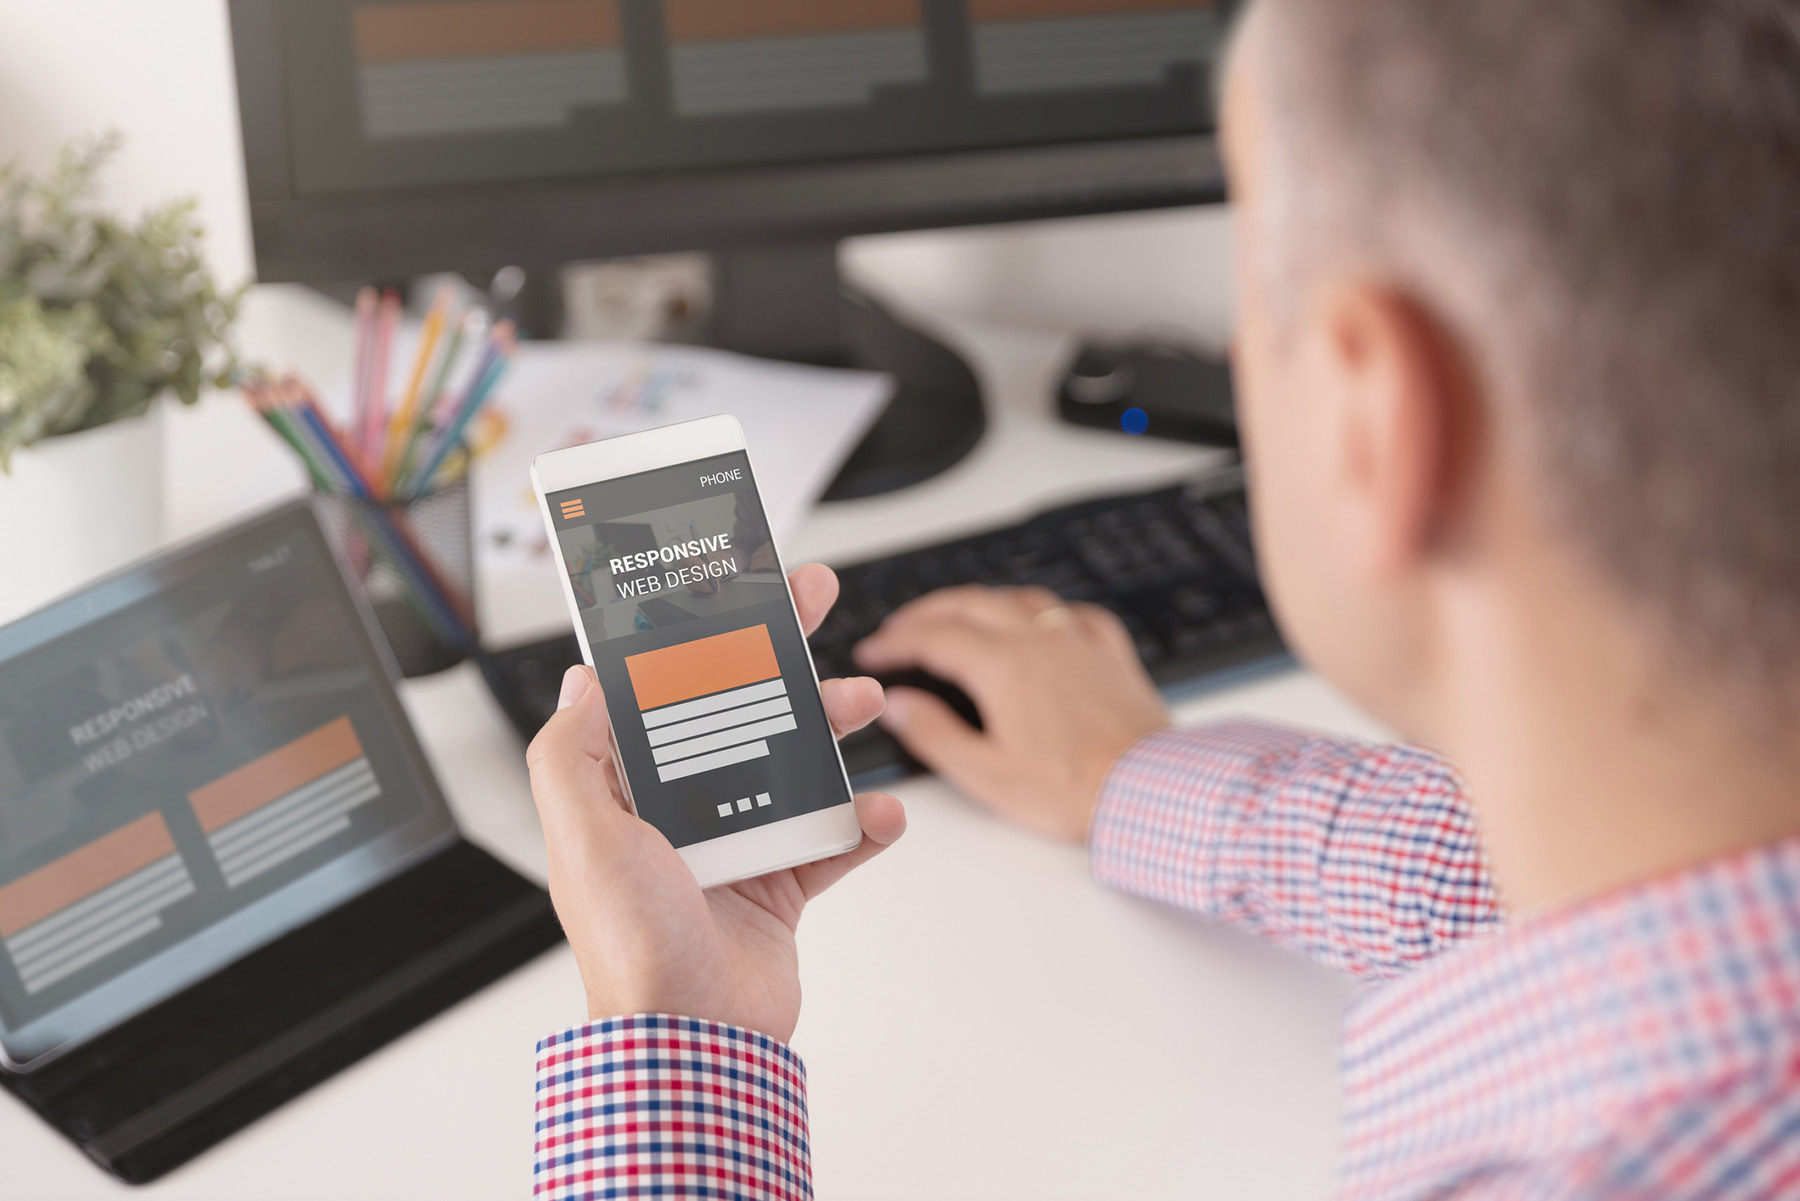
[531,415,861,888]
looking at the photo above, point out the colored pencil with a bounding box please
[420,305,471,422]
[238,280,518,653]
[247,374,477,647]
[399,319,510,496]
[379,284,453,494]
[349,286,376,459]
[244,376,332,491]
[392,306,476,491]
[405,321,514,497]
[301,387,475,633]
[362,289,400,456]
[447,319,506,422]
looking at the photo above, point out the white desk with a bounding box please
[7,278,1380,1200]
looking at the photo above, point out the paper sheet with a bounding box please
[470,341,890,573]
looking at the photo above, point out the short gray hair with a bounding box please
[1250,0,1800,716]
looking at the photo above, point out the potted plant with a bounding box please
[0,133,240,621]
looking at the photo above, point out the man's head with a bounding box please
[1224,0,1800,739]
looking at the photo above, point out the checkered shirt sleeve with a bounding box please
[1090,719,1503,980]
[535,1013,812,1200]
[1334,835,1800,1200]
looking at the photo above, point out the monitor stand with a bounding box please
[709,241,985,501]
[340,239,985,500]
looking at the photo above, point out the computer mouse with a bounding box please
[1057,340,1239,447]
[873,668,984,731]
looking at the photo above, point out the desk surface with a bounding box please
[6,279,1381,1200]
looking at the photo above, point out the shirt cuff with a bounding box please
[1088,719,1310,913]
[535,1013,812,1201]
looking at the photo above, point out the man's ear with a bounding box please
[1319,284,1479,576]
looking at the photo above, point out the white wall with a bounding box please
[0,0,1233,342]
[0,0,254,286]
[844,205,1234,350]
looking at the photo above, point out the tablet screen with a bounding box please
[0,501,457,1069]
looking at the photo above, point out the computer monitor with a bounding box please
[228,0,1236,496]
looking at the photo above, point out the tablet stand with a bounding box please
[0,839,562,1184]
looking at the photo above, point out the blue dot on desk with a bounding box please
[1120,407,1150,435]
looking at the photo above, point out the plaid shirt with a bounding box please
[535,1014,812,1199]
[534,720,1800,1200]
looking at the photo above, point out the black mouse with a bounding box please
[874,669,984,731]
[1057,340,1239,447]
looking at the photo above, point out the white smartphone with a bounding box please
[531,415,862,888]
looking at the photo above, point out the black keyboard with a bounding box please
[478,467,1288,785]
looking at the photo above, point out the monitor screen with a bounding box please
[0,502,457,1069]
[274,0,1225,196]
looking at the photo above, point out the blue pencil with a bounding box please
[403,322,514,498]
[288,384,475,647]
[294,398,371,499]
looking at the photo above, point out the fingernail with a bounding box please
[557,666,591,711]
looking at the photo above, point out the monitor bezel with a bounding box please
[227,0,1229,284]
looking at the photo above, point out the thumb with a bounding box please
[526,666,633,848]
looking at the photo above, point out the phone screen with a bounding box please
[545,451,850,849]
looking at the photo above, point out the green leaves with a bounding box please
[0,132,242,468]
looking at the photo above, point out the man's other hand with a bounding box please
[854,586,1170,842]
[526,564,905,1042]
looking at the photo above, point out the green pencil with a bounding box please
[243,377,333,491]
[393,308,472,489]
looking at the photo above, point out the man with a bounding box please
[527,0,1800,1196]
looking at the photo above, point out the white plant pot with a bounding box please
[0,405,165,625]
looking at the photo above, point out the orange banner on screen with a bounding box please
[353,0,622,63]
[188,717,366,834]
[968,0,1210,19]
[625,624,781,711]
[663,0,920,42]
[0,812,178,938]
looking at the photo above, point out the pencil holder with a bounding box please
[316,476,478,678]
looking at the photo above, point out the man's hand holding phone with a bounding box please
[526,564,904,1041]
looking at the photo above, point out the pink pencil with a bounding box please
[363,289,400,456]
[350,287,377,456]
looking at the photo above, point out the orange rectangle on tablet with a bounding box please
[188,717,366,834]
[0,812,177,938]
[626,625,781,711]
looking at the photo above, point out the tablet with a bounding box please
[0,499,457,1071]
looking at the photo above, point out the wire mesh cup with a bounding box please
[317,476,477,677]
